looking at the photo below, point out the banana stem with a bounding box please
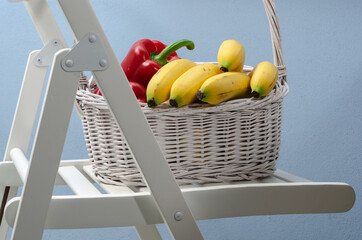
[169,99,178,107]
[220,66,228,72]
[196,90,205,101]
[147,98,157,108]
[251,91,260,98]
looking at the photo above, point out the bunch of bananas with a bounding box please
[146,40,278,108]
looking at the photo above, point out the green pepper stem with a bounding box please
[152,39,194,66]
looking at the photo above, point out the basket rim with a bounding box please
[76,62,288,116]
[77,78,289,116]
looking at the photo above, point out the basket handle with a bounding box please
[263,0,287,83]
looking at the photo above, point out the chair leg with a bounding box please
[10,49,80,240]
[57,1,204,238]
[0,50,48,240]
[135,225,163,240]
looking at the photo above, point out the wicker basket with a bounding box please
[75,0,288,187]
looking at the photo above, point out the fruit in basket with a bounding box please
[217,40,245,72]
[93,81,147,103]
[249,61,278,98]
[196,72,251,104]
[146,59,196,107]
[121,39,195,88]
[169,63,222,107]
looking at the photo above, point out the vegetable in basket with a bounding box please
[121,39,195,88]
[94,81,147,103]
[93,39,194,102]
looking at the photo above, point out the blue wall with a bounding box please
[0,0,361,239]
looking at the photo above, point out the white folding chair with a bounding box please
[0,0,355,239]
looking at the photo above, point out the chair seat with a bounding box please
[2,160,355,229]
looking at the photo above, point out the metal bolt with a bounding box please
[99,58,108,68]
[88,34,97,43]
[53,40,59,46]
[65,59,74,68]
[37,58,42,63]
[174,211,184,221]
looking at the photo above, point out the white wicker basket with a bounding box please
[75,0,288,187]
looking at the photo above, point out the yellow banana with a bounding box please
[249,61,278,98]
[169,63,222,107]
[196,72,251,105]
[146,59,196,107]
[217,40,245,72]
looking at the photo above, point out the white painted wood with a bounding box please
[0,50,48,239]
[0,162,22,187]
[58,166,100,196]
[135,225,163,240]
[184,182,355,219]
[9,148,28,184]
[61,167,162,239]
[2,50,47,164]
[1,1,67,236]
[57,0,203,239]
[56,159,95,186]
[0,187,17,240]
[0,159,92,187]
[83,166,162,240]
[4,181,355,229]
[23,0,67,46]
[1,1,69,232]
[10,49,81,240]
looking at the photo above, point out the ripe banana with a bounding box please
[249,61,278,98]
[217,40,245,72]
[169,63,222,107]
[197,72,251,105]
[146,59,196,107]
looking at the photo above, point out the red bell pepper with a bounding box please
[121,39,194,88]
[94,81,147,103]
[129,81,147,103]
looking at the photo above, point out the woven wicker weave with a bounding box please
[75,0,288,187]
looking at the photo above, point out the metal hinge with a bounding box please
[34,39,64,67]
[61,32,109,72]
